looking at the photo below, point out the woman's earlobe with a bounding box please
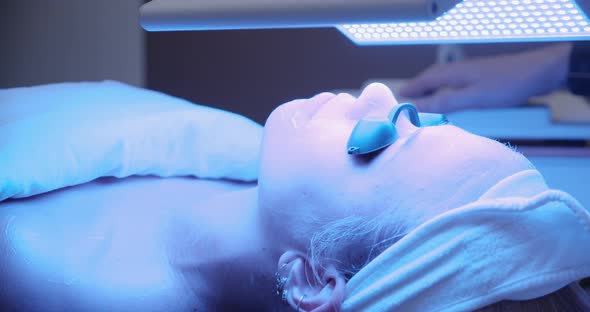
[301,266,346,312]
[277,251,346,312]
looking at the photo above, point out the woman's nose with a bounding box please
[350,83,419,135]
[347,83,399,120]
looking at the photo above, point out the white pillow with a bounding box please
[0,80,263,201]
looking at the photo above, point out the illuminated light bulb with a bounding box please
[338,0,590,45]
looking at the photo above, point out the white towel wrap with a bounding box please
[343,169,590,312]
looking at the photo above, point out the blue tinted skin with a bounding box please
[0,177,256,311]
[347,103,447,155]
[0,179,188,310]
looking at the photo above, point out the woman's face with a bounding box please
[258,83,532,248]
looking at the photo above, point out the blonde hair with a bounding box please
[308,211,407,283]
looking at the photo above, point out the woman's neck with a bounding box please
[166,186,280,309]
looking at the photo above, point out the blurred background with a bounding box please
[0,0,557,124]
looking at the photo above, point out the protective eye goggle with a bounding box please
[347,103,448,155]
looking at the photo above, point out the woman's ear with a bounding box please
[278,251,346,312]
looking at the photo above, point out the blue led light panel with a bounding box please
[337,0,590,45]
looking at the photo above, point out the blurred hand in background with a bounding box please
[399,43,572,113]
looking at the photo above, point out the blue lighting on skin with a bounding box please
[337,0,590,45]
[6,202,173,293]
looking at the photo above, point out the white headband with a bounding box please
[343,170,590,311]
